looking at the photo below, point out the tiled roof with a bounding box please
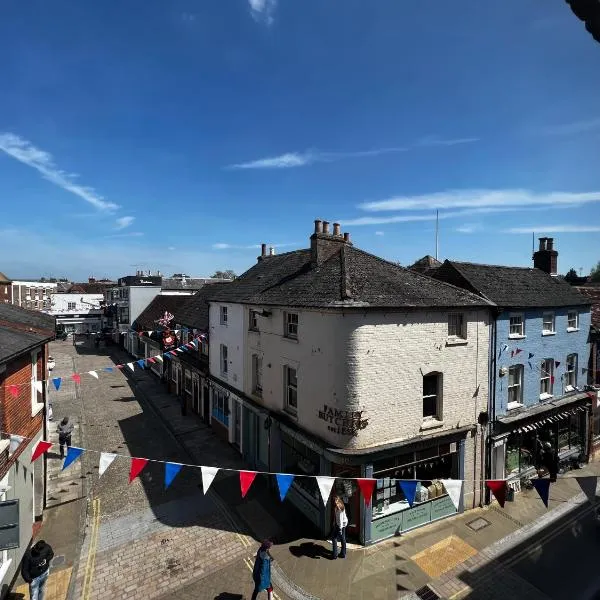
[161,278,225,291]
[0,326,52,363]
[576,285,600,327]
[132,295,194,331]
[409,255,442,273]
[176,283,231,329]
[209,246,490,309]
[0,304,55,363]
[431,261,591,308]
[0,303,56,332]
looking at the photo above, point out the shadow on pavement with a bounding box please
[214,594,244,600]
[289,541,332,560]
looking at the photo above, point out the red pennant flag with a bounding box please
[31,441,53,463]
[147,358,156,363]
[551,376,555,385]
[116,364,124,369]
[515,348,523,355]
[71,374,81,384]
[129,458,149,483]
[486,480,507,508]
[8,385,19,398]
[510,350,514,358]
[240,471,257,498]
[170,351,178,356]
[357,479,376,506]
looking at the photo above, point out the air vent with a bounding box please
[415,585,441,600]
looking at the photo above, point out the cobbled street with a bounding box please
[48,337,284,600]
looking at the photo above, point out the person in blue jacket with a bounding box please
[251,540,274,599]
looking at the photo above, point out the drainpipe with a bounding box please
[483,313,498,506]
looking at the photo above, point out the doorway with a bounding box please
[192,377,200,414]
[203,385,210,425]
[331,464,362,540]
[233,401,242,450]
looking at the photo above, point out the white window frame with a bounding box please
[67,302,76,310]
[509,313,525,338]
[220,344,228,376]
[252,354,263,396]
[249,310,259,332]
[567,310,579,331]
[422,373,442,421]
[220,306,228,326]
[284,312,298,339]
[565,353,578,389]
[31,350,43,416]
[507,364,524,408]
[542,312,555,335]
[540,358,554,398]
[447,312,467,340]
[284,365,298,415]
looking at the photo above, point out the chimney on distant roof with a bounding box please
[310,218,352,266]
[322,221,330,235]
[269,246,275,256]
[343,232,350,243]
[314,219,323,234]
[257,243,268,262]
[533,237,558,276]
[333,222,341,236]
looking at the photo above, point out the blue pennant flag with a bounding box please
[62,447,84,470]
[103,367,114,372]
[399,480,418,507]
[137,359,145,369]
[275,474,295,501]
[163,352,172,359]
[165,462,183,489]
[52,377,62,391]
[532,478,551,508]
[528,352,535,359]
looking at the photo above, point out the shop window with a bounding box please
[281,433,319,502]
[252,354,263,396]
[567,310,579,331]
[284,312,298,339]
[200,337,208,355]
[448,313,466,340]
[507,365,524,407]
[565,354,577,389]
[540,359,554,398]
[509,314,525,337]
[422,373,442,420]
[220,344,228,375]
[542,312,555,335]
[212,389,229,426]
[284,366,298,414]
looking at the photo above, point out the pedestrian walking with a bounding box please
[57,417,74,459]
[21,539,54,600]
[251,540,274,600]
[331,495,348,559]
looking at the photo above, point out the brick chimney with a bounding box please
[310,219,352,266]
[257,243,268,262]
[533,237,558,276]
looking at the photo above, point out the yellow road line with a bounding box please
[243,556,281,600]
[81,498,101,600]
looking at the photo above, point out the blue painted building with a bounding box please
[430,238,593,484]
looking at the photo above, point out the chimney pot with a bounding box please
[261,243,267,257]
[323,221,330,235]
[333,223,341,236]
[269,246,275,256]
[547,237,554,250]
[343,232,350,243]
[314,219,323,234]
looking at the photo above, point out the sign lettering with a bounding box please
[317,405,368,436]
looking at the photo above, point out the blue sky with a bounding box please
[1,0,599,280]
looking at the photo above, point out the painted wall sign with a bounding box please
[317,405,368,436]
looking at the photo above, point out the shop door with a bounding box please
[233,402,242,450]
[192,378,200,414]
[331,464,361,539]
[203,385,210,425]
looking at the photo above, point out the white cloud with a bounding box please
[213,243,233,249]
[168,246,176,251]
[374,231,385,236]
[212,241,298,250]
[417,135,480,147]
[455,223,481,234]
[115,216,135,230]
[249,0,277,25]
[359,189,600,213]
[504,225,600,234]
[230,152,312,170]
[103,232,144,239]
[0,133,119,211]
[539,118,600,136]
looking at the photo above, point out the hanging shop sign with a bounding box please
[317,405,368,436]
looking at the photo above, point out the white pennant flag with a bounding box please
[441,479,464,511]
[201,466,219,494]
[34,381,44,394]
[127,362,135,371]
[316,476,336,506]
[148,330,153,336]
[155,355,163,363]
[99,452,117,477]
[88,371,99,379]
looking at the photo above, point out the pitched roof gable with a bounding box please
[132,295,193,331]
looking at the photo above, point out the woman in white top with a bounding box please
[332,496,348,559]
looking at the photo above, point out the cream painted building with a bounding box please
[207,221,492,545]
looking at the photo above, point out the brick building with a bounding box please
[0,304,54,591]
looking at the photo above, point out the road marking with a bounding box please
[81,497,101,600]
[243,556,281,600]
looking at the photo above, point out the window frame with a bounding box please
[220,306,228,326]
[509,313,525,338]
[284,312,299,339]
[447,312,466,340]
[542,311,555,335]
[540,358,554,397]
[422,372,442,420]
[220,344,228,375]
[31,350,43,416]
[252,354,263,396]
[249,310,259,332]
[67,302,76,310]
[184,370,192,393]
[284,365,298,415]
[507,364,524,407]
[565,353,578,389]
[567,310,579,331]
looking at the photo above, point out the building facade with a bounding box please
[45,293,104,333]
[3,280,57,311]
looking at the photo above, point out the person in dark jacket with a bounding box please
[251,540,274,599]
[21,539,54,600]
[57,417,74,459]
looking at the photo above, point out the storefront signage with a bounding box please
[402,503,431,532]
[371,512,402,542]
[430,494,458,521]
[317,405,368,436]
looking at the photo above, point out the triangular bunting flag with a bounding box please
[137,359,145,369]
[201,466,219,494]
[240,471,257,498]
[175,329,180,334]
[31,441,52,463]
[99,452,117,477]
[164,462,183,489]
[555,361,561,368]
[34,381,44,394]
[486,480,507,508]
[528,352,535,359]
[440,479,464,511]
[148,331,153,336]
[399,480,418,507]
[104,367,114,372]
[8,385,19,398]
[532,478,551,508]
[127,362,135,372]
[575,476,598,503]
[169,351,177,356]
[275,474,295,501]
[62,447,84,470]
[52,377,62,390]
[88,371,99,379]
[316,476,336,506]
[147,358,156,363]
[155,355,164,363]
[72,374,81,384]
[163,353,172,359]
[129,457,149,483]
[357,479,376,506]
[551,376,555,385]
[514,348,523,355]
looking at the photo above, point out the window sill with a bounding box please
[507,402,524,411]
[32,402,44,418]
[283,336,299,343]
[539,393,553,401]
[446,337,468,346]
[284,407,298,419]
[508,334,526,340]
[567,327,580,333]
[220,372,228,380]
[420,419,444,431]
[542,331,556,337]
[248,329,260,334]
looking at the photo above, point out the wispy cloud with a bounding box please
[417,135,480,147]
[0,133,119,211]
[167,246,176,251]
[103,232,144,239]
[212,241,298,250]
[359,189,600,213]
[504,225,600,234]
[374,231,385,236]
[249,0,277,25]
[455,223,481,234]
[539,118,600,136]
[115,216,135,230]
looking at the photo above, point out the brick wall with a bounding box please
[0,282,10,304]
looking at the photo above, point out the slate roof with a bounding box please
[176,283,231,329]
[432,261,591,309]
[132,295,194,331]
[209,246,490,309]
[0,304,55,363]
[0,327,53,363]
[409,255,442,273]
[161,278,224,291]
[0,303,56,332]
[576,285,600,327]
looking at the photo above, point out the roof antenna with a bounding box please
[531,231,535,261]
[435,210,439,261]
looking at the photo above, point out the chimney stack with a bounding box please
[310,218,352,266]
[333,223,341,236]
[322,221,330,235]
[269,246,275,256]
[314,220,323,234]
[261,243,267,257]
[533,237,558,276]
[343,232,350,243]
